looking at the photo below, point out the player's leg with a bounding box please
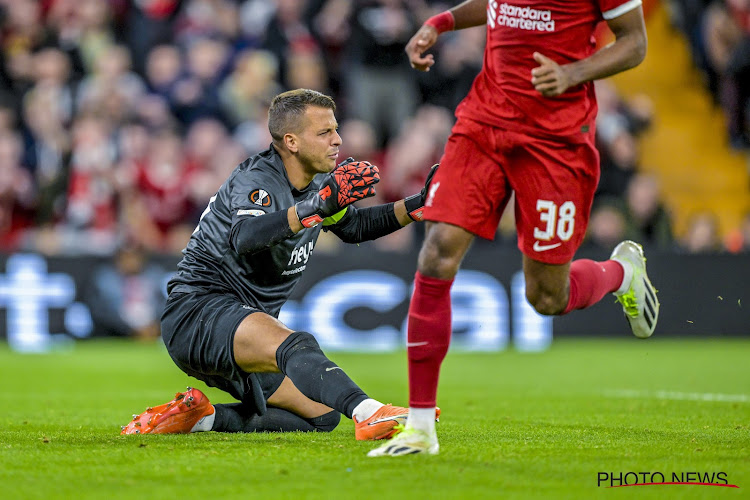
[211,377,341,433]
[514,133,658,335]
[522,255,624,315]
[523,245,658,338]
[233,311,423,439]
[368,222,473,457]
[370,118,510,456]
[233,312,369,419]
[126,291,411,437]
[409,222,473,424]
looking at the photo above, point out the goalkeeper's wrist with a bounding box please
[404,193,425,222]
[424,11,455,34]
[295,200,325,228]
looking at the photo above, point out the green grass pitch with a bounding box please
[1,338,748,499]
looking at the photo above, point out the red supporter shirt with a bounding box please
[456,0,642,139]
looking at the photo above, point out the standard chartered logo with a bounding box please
[488,1,555,32]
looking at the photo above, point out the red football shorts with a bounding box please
[423,117,600,265]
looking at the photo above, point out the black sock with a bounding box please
[275,331,368,419]
[213,404,341,433]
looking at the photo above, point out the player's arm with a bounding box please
[406,0,487,72]
[327,164,439,244]
[230,160,379,255]
[531,5,647,97]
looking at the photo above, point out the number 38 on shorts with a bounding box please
[533,200,576,241]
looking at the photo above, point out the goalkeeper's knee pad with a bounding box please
[275,331,322,372]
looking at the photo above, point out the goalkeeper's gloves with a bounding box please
[403,163,439,222]
[295,157,380,228]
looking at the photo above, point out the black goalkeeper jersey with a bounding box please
[167,145,325,318]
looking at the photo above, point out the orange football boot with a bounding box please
[354,404,441,441]
[121,387,214,435]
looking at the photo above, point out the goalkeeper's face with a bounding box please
[295,106,342,175]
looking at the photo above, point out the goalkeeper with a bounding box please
[121,89,438,440]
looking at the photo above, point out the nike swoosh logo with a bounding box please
[368,414,408,426]
[325,366,342,372]
[533,241,562,252]
[406,341,429,347]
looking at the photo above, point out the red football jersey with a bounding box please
[456,0,642,139]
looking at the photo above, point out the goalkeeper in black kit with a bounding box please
[121,89,439,440]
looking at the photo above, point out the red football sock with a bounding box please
[407,271,453,408]
[563,259,624,314]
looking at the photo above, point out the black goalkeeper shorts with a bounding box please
[160,291,285,415]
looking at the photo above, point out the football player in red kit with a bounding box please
[369,0,659,456]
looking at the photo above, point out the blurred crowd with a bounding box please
[0,0,748,262]
[668,0,750,150]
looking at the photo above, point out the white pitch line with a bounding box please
[604,389,750,403]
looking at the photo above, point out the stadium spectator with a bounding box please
[121,89,440,438]
[77,44,147,124]
[20,79,71,229]
[702,0,750,148]
[595,79,653,198]
[381,104,452,204]
[172,0,240,46]
[63,112,119,255]
[169,37,230,125]
[285,48,331,95]
[85,243,166,340]
[369,0,658,457]
[310,0,354,94]
[342,0,422,147]
[0,130,35,250]
[124,128,200,254]
[144,44,183,100]
[666,0,713,74]
[623,172,674,249]
[680,210,724,253]
[219,48,282,127]
[0,95,17,132]
[584,197,629,253]
[735,210,750,251]
[415,18,486,111]
[122,0,181,75]
[0,0,51,99]
[261,0,323,91]
[46,0,115,77]
[30,47,75,125]
[338,118,383,168]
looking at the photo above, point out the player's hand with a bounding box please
[295,158,380,228]
[405,25,438,71]
[531,52,574,97]
[403,163,439,221]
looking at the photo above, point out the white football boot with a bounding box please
[367,426,439,457]
[610,240,659,338]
